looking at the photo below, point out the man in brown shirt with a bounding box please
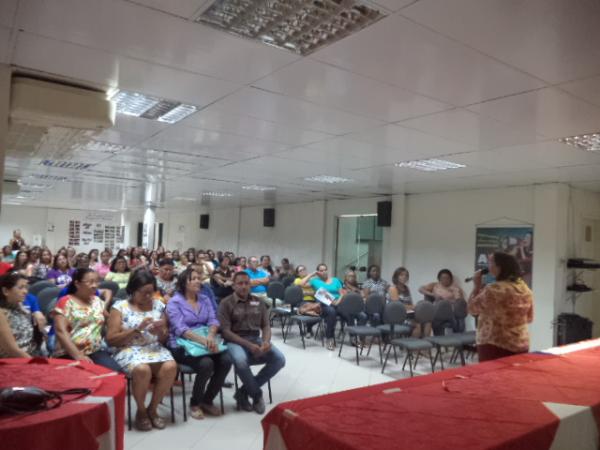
[218,271,285,414]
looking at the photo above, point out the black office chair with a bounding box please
[337,293,383,365]
[28,280,55,297]
[177,363,224,421]
[99,280,119,298]
[283,286,323,349]
[37,286,62,318]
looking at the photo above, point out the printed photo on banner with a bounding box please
[475,226,533,287]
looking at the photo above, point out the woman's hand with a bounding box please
[205,335,218,353]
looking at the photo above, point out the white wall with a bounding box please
[0,205,48,247]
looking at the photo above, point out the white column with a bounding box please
[142,205,156,249]
[0,65,11,213]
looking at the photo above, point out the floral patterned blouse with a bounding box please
[52,295,105,356]
[0,304,37,357]
[468,279,534,353]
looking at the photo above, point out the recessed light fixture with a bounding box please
[27,174,68,182]
[82,141,132,154]
[242,185,276,191]
[173,196,198,202]
[395,158,466,172]
[110,90,197,124]
[17,180,53,191]
[197,0,386,56]
[559,133,600,152]
[202,192,233,197]
[304,175,353,184]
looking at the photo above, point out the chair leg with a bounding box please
[127,377,132,431]
[170,386,175,423]
[382,344,393,373]
[219,388,224,415]
[181,371,187,422]
[337,331,346,357]
[234,369,240,411]
[393,346,398,364]
[458,347,466,366]
[354,335,360,366]
[428,348,435,373]
[402,352,409,371]
[439,347,445,370]
[299,322,306,349]
[280,315,286,337]
[408,352,414,377]
[413,351,421,368]
[377,338,383,365]
[283,318,293,343]
[268,380,273,404]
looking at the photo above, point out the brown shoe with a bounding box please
[200,403,222,417]
[135,411,152,432]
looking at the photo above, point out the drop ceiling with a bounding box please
[2,0,600,211]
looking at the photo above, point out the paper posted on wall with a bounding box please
[314,288,334,306]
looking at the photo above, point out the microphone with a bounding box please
[465,268,488,282]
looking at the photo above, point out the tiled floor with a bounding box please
[125,329,472,450]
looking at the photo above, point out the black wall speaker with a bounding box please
[377,201,392,227]
[263,208,275,227]
[200,214,210,229]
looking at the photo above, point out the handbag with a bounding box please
[298,302,322,317]
[176,326,227,357]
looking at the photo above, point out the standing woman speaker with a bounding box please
[468,252,534,362]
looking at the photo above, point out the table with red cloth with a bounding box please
[262,340,600,450]
[0,358,126,450]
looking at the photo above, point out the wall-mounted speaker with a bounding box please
[377,201,392,227]
[263,208,275,227]
[200,214,210,229]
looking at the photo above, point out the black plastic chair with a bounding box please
[126,375,175,430]
[281,275,295,288]
[115,288,128,300]
[99,280,119,298]
[267,281,285,309]
[377,302,410,361]
[28,280,55,297]
[382,300,436,377]
[37,286,62,317]
[273,285,301,336]
[177,363,224,421]
[337,293,382,365]
[432,298,455,336]
[233,367,272,411]
[283,286,323,349]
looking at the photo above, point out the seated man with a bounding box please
[218,271,285,414]
[244,256,270,300]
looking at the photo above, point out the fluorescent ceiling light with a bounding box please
[110,90,197,124]
[27,174,68,182]
[40,160,94,170]
[173,196,198,202]
[395,158,466,172]
[304,175,353,184]
[559,133,600,152]
[197,0,386,56]
[83,141,132,154]
[242,185,276,191]
[202,192,233,197]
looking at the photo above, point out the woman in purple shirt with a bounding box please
[166,267,232,419]
[47,254,75,288]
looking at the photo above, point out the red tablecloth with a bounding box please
[262,343,600,450]
[0,358,126,450]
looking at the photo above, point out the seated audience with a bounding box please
[33,248,53,280]
[245,257,270,299]
[106,270,177,431]
[156,258,177,301]
[275,258,294,280]
[88,249,99,268]
[362,265,389,298]
[218,271,285,414]
[9,229,25,252]
[94,250,112,280]
[211,255,234,302]
[293,265,319,334]
[419,269,466,334]
[12,251,31,277]
[52,268,121,371]
[388,267,427,337]
[47,254,75,288]
[308,263,342,351]
[234,256,247,272]
[468,252,534,362]
[166,267,232,419]
[176,253,190,274]
[26,247,41,277]
[0,274,39,357]
[340,270,362,296]
[260,255,275,278]
[128,247,142,269]
[105,255,131,289]
[66,247,77,268]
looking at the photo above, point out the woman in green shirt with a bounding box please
[105,255,131,289]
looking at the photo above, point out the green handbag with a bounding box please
[176,326,227,357]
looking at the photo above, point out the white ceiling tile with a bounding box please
[92,115,169,147]
[126,0,208,18]
[253,58,451,122]
[371,0,418,12]
[0,0,18,28]
[16,0,298,84]
[468,88,600,139]
[181,108,333,146]
[213,88,385,135]
[400,108,543,150]
[570,181,600,193]
[400,0,600,84]
[559,75,600,109]
[312,14,545,106]
[347,124,475,160]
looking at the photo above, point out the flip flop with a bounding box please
[190,406,205,420]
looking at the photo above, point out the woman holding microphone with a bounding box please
[467,252,534,362]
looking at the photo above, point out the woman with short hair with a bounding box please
[468,252,534,362]
[106,270,176,431]
[419,269,466,334]
[105,256,131,289]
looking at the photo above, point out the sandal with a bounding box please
[326,339,336,351]
[190,406,205,420]
[147,408,167,429]
[135,412,152,432]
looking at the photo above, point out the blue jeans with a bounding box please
[227,337,285,400]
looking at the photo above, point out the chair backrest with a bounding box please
[365,293,385,316]
[283,285,304,307]
[433,299,454,322]
[29,280,55,296]
[99,280,119,296]
[37,286,62,316]
[413,300,435,324]
[336,293,364,317]
[382,301,407,325]
[424,294,436,303]
[267,281,285,301]
[115,288,128,300]
[281,275,295,288]
[453,298,468,319]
